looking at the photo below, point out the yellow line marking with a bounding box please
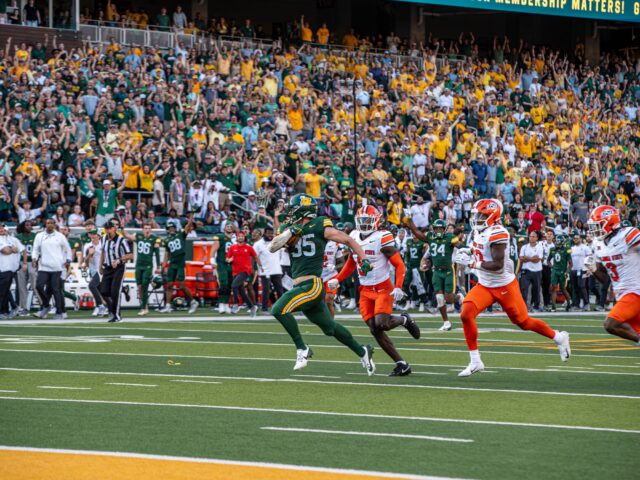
[0,448,454,480]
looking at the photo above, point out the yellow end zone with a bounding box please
[0,447,442,480]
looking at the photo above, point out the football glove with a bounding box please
[454,248,474,267]
[327,278,339,291]
[391,287,405,302]
[360,259,373,275]
[289,224,304,237]
[583,255,597,273]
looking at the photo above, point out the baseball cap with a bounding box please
[103,179,112,186]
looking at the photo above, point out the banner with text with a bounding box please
[398,0,639,22]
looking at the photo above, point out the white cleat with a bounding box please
[439,321,452,332]
[418,303,424,312]
[137,308,148,316]
[360,344,376,376]
[188,300,198,314]
[293,347,313,371]
[92,307,100,317]
[458,361,485,377]
[158,306,173,313]
[555,331,571,362]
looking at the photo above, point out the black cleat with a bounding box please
[402,313,421,339]
[108,315,121,323]
[123,285,131,302]
[389,362,412,376]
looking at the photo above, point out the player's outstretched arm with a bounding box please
[324,227,367,262]
[403,218,428,242]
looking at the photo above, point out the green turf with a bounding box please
[0,313,638,479]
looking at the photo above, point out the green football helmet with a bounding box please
[151,275,164,290]
[286,193,318,224]
[172,297,186,308]
[433,219,446,238]
[621,220,632,227]
[555,234,567,247]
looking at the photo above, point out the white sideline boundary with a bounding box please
[260,426,474,443]
[0,445,468,480]
[0,397,638,434]
[2,367,639,399]
[0,311,607,326]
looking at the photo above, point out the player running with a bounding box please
[210,223,235,314]
[122,223,161,316]
[453,199,571,377]
[405,218,461,331]
[269,194,376,375]
[329,205,421,376]
[159,219,198,314]
[548,234,572,312]
[585,206,640,345]
[402,231,428,312]
[321,239,343,317]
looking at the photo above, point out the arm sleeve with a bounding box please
[389,252,406,289]
[335,254,357,282]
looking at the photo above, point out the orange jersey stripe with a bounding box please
[625,229,640,246]
[489,233,509,243]
[381,233,394,245]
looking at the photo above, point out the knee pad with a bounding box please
[436,293,446,308]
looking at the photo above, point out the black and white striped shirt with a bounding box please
[100,234,131,267]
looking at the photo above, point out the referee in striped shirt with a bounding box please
[99,219,133,322]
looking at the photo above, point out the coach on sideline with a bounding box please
[32,219,72,320]
[0,222,23,318]
[99,219,133,323]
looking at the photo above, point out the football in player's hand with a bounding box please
[287,233,300,247]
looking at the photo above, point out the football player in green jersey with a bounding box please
[402,233,428,311]
[160,218,198,314]
[269,194,376,375]
[404,218,461,331]
[15,220,37,315]
[210,222,235,314]
[549,234,572,312]
[122,222,161,316]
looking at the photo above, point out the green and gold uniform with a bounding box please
[271,216,364,356]
[549,246,571,287]
[15,232,35,262]
[134,233,161,308]
[427,232,457,294]
[403,238,426,298]
[164,230,187,282]
[213,233,233,303]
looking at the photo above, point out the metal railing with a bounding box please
[79,23,198,49]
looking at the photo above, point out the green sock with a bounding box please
[141,283,149,308]
[64,291,77,301]
[274,312,306,350]
[333,322,366,357]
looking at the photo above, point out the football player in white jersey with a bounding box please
[322,240,343,316]
[328,205,421,376]
[454,199,571,377]
[585,206,640,345]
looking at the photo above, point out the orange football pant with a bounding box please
[608,293,640,332]
[359,279,394,321]
[460,279,555,351]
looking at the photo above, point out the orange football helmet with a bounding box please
[355,205,381,233]
[588,205,620,240]
[470,199,503,231]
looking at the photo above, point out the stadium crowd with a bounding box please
[0,9,639,316]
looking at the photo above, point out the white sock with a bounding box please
[553,330,562,343]
[469,350,481,363]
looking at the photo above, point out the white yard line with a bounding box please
[0,390,17,393]
[593,364,640,368]
[291,374,342,379]
[105,383,157,388]
[0,396,637,435]
[0,446,464,480]
[4,368,639,399]
[261,426,473,443]
[36,386,91,390]
[1,349,639,376]
[171,380,222,385]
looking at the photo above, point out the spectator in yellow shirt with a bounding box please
[433,131,451,162]
[342,29,358,48]
[448,162,465,189]
[316,24,330,44]
[386,193,403,225]
[300,16,313,42]
[300,165,326,198]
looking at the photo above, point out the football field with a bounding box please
[0,311,638,479]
